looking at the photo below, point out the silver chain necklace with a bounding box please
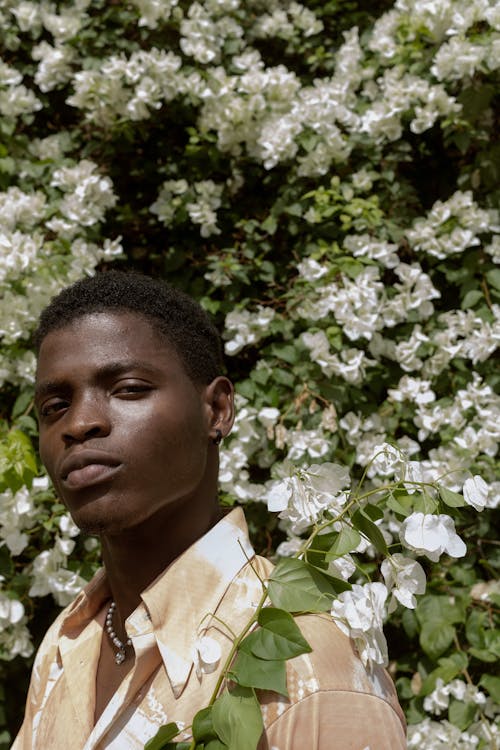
[105,601,132,665]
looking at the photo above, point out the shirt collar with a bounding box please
[59,508,255,698]
[141,507,255,696]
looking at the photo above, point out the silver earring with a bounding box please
[213,429,222,445]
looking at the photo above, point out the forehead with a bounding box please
[36,311,183,382]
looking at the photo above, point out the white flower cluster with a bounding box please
[267,462,350,533]
[250,3,323,42]
[407,191,499,260]
[408,717,499,750]
[0,486,36,556]
[180,2,244,64]
[32,40,76,92]
[28,515,86,608]
[28,545,87,607]
[301,331,373,386]
[361,68,461,141]
[0,58,42,119]
[258,440,494,670]
[370,0,500,85]
[130,0,180,29]
[423,678,489,716]
[151,178,224,237]
[10,0,91,41]
[0,589,33,660]
[296,259,440,343]
[331,582,389,668]
[50,159,117,228]
[224,305,275,355]
[218,395,274,501]
[0,153,122,383]
[67,48,183,126]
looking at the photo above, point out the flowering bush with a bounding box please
[0,0,498,747]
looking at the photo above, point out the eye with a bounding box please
[39,398,69,418]
[112,380,153,397]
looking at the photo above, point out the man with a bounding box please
[14,271,406,749]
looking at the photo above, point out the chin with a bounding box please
[67,503,132,537]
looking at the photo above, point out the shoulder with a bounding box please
[259,613,406,750]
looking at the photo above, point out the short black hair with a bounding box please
[34,271,224,384]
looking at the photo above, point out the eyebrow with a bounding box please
[34,360,164,403]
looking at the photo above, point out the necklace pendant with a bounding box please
[115,650,126,665]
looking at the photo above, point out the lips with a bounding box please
[60,450,122,490]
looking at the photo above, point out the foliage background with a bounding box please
[0,0,499,747]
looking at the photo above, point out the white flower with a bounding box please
[58,513,80,537]
[296,257,328,281]
[193,635,221,676]
[0,596,25,625]
[331,582,389,668]
[224,306,275,355]
[381,554,426,612]
[286,428,330,461]
[267,463,350,533]
[463,475,488,511]
[257,407,280,428]
[400,512,466,562]
[369,442,405,478]
[328,554,356,581]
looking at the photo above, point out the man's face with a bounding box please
[35,311,217,536]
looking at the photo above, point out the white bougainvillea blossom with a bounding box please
[267,462,350,533]
[462,475,489,511]
[330,582,389,668]
[399,513,466,562]
[381,553,426,612]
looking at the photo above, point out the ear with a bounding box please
[204,376,235,442]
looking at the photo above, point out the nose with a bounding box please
[62,394,111,444]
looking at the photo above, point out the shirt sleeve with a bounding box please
[263,689,407,750]
[10,610,66,750]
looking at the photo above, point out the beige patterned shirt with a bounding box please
[13,509,406,750]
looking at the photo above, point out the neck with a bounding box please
[100,494,222,625]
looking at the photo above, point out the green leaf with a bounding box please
[352,508,388,554]
[468,647,498,663]
[448,699,477,730]
[325,526,361,561]
[267,558,337,613]
[204,741,228,750]
[461,289,483,309]
[362,503,385,522]
[145,723,181,750]
[439,487,466,508]
[212,686,264,750]
[420,653,468,695]
[386,495,412,517]
[465,609,488,648]
[193,707,218,743]
[416,595,465,627]
[305,531,336,568]
[11,389,33,420]
[233,650,288,696]
[240,607,311,661]
[486,268,500,291]
[261,215,277,234]
[271,344,298,365]
[479,675,500,703]
[401,608,419,640]
[420,622,455,660]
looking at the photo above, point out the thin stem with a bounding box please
[207,584,270,707]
